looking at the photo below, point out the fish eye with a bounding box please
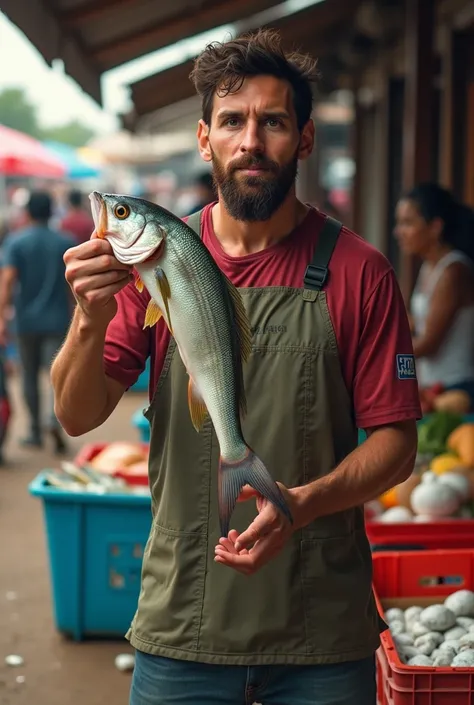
[114,203,130,220]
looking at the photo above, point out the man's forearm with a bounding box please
[51,306,113,436]
[295,421,417,525]
[0,277,13,320]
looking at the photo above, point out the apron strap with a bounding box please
[303,215,342,297]
[186,209,204,239]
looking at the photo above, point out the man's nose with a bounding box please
[239,121,264,154]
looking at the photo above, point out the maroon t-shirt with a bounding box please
[60,210,95,244]
[104,205,421,429]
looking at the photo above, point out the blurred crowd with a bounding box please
[0,178,472,466]
[0,175,217,465]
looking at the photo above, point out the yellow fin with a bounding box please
[143,299,162,329]
[134,271,144,293]
[155,267,173,335]
[224,275,252,362]
[187,377,208,432]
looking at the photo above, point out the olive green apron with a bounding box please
[126,212,385,665]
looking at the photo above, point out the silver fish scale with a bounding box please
[165,221,247,461]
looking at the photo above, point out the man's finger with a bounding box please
[234,508,274,551]
[218,537,238,554]
[214,551,256,574]
[236,485,260,503]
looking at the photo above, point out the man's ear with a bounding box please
[197,120,212,162]
[298,119,315,161]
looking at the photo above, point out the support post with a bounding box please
[400,0,436,303]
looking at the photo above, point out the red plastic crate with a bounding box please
[74,442,150,486]
[373,549,474,705]
[367,519,474,552]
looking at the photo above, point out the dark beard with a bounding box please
[211,149,299,222]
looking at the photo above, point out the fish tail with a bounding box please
[218,448,293,537]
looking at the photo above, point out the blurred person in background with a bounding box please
[0,190,76,453]
[395,182,474,411]
[59,188,95,244]
[187,171,215,214]
[0,245,12,465]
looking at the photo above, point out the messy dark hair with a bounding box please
[404,182,474,261]
[189,29,319,131]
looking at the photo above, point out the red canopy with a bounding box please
[0,124,66,178]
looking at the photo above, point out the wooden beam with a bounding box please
[350,73,364,235]
[438,26,454,189]
[262,0,360,39]
[464,40,474,207]
[91,0,279,70]
[400,0,436,303]
[130,60,196,116]
[60,0,126,25]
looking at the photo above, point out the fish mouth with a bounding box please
[89,192,108,238]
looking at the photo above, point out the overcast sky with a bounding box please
[0,0,321,135]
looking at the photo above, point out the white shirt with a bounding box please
[411,250,474,387]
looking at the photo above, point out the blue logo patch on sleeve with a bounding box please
[396,354,417,380]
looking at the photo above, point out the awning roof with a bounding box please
[0,0,389,124]
[126,0,361,123]
[0,0,284,104]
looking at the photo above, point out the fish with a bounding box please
[89,191,293,537]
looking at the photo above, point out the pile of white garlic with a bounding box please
[385,590,474,667]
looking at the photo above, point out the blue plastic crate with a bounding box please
[29,473,152,641]
[132,408,150,442]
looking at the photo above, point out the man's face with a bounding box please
[197,75,314,222]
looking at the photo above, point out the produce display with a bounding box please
[419,384,472,416]
[366,414,474,523]
[384,590,474,667]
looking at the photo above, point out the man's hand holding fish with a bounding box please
[214,482,299,575]
[64,236,132,327]
[52,28,421,705]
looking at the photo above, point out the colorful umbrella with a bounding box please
[0,124,66,178]
[43,140,102,179]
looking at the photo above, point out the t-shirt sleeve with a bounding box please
[103,281,151,389]
[1,235,19,269]
[353,270,422,428]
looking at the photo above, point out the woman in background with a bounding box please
[394,182,474,411]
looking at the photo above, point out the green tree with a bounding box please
[0,87,96,146]
[0,87,42,138]
[42,120,95,147]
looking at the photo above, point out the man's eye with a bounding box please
[225,118,240,127]
[266,118,282,128]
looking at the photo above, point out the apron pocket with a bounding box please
[300,531,378,655]
[134,524,208,651]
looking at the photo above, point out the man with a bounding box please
[59,189,95,244]
[187,171,216,214]
[52,30,420,705]
[0,191,75,453]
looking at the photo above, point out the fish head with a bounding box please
[89,192,166,265]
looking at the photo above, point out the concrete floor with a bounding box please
[0,370,147,705]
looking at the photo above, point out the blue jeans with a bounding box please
[129,649,376,705]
